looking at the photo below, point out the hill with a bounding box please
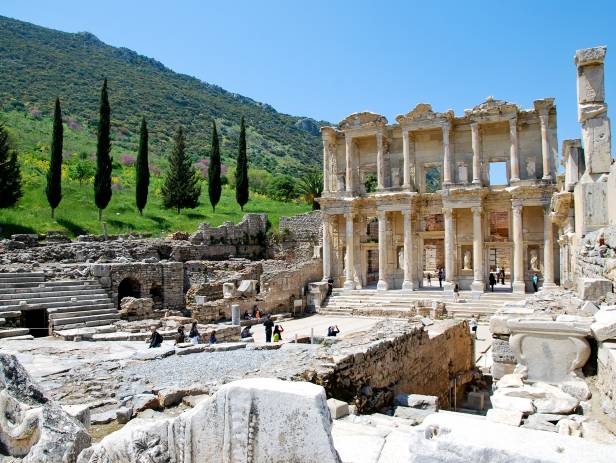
[0,15,327,175]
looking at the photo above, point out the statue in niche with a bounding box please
[526,159,536,179]
[530,249,540,271]
[463,249,472,270]
[391,167,401,188]
[458,164,468,184]
[398,247,404,269]
[337,175,345,192]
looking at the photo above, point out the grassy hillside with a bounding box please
[0,15,327,176]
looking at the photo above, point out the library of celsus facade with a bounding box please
[319,97,560,295]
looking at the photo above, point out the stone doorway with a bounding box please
[422,238,444,286]
[21,308,49,337]
[487,247,512,290]
[366,249,379,284]
[118,277,141,307]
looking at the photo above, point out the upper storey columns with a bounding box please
[509,117,520,182]
[471,122,482,185]
[534,99,555,181]
[442,121,452,186]
[376,130,385,190]
[344,133,354,193]
[401,129,412,189]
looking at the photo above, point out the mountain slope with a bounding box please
[0,15,326,175]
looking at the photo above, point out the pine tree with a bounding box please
[0,123,22,208]
[208,120,221,212]
[135,116,149,215]
[46,97,63,218]
[235,116,249,211]
[94,78,112,221]
[161,126,201,214]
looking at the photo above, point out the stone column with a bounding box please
[512,203,525,294]
[442,121,452,185]
[343,212,355,290]
[402,129,411,189]
[471,122,481,185]
[543,206,556,288]
[402,209,415,290]
[471,207,484,294]
[443,207,455,291]
[538,108,552,181]
[322,214,331,281]
[376,131,385,190]
[377,210,388,290]
[509,116,520,182]
[345,133,353,193]
[321,131,332,194]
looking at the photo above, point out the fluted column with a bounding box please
[376,131,385,190]
[402,209,415,290]
[538,109,552,181]
[402,129,411,189]
[543,205,556,288]
[442,121,452,185]
[343,212,355,289]
[509,117,520,182]
[345,134,353,193]
[377,210,388,290]
[322,214,331,281]
[322,138,331,195]
[512,203,525,294]
[471,207,484,293]
[443,207,455,290]
[471,122,481,185]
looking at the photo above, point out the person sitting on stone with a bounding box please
[147,326,163,348]
[189,321,200,345]
[209,330,217,344]
[327,325,340,337]
[273,324,284,342]
[241,326,253,339]
[175,326,186,345]
[243,310,251,320]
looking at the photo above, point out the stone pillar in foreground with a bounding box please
[402,209,415,290]
[344,212,355,290]
[509,116,520,182]
[376,131,385,190]
[402,129,411,189]
[345,133,353,193]
[377,210,388,290]
[322,213,331,281]
[471,206,484,294]
[443,207,455,291]
[471,122,481,185]
[442,121,452,185]
[543,205,556,288]
[512,202,525,294]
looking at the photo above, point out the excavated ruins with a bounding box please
[1,45,616,462]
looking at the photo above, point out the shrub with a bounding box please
[267,175,296,201]
[69,160,96,184]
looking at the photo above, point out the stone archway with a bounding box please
[149,283,163,310]
[117,277,141,308]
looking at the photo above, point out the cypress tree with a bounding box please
[0,123,22,208]
[235,116,249,211]
[94,78,112,221]
[208,120,221,212]
[46,97,63,218]
[161,126,201,214]
[135,116,149,215]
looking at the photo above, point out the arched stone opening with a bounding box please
[149,284,163,310]
[117,277,141,308]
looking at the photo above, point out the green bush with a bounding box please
[267,175,296,201]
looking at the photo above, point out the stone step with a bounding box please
[0,276,46,284]
[0,311,22,319]
[0,288,108,302]
[0,328,31,338]
[1,299,113,312]
[48,308,118,320]
[0,294,111,308]
[0,272,45,279]
[0,281,102,293]
[47,301,115,313]
[51,313,121,327]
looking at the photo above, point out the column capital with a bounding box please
[470,121,479,131]
[401,207,413,217]
[471,206,483,216]
[508,116,518,128]
[440,120,452,132]
[512,203,523,215]
[377,209,387,220]
[442,207,453,218]
[344,211,355,220]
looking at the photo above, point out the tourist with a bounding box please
[189,321,200,344]
[241,326,253,339]
[255,308,262,320]
[327,325,340,336]
[532,273,539,292]
[273,324,284,342]
[147,326,163,348]
[438,268,444,288]
[243,310,251,320]
[263,316,274,342]
[427,273,432,286]
[453,283,460,302]
[327,277,334,297]
[488,273,496,292]
[500,268,505,285]
[209,330,217,344]
[174,326,186,345]
[469,315,478,339]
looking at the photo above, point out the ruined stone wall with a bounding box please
[598,342,616,416]
[306,319,473,413]
[573,226,616,287]
[279,210,322,242]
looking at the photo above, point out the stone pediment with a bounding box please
[465,97,519,119]
[395,103,453,125]
[338,111,388,129]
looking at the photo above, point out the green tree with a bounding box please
[135,116,149,215]
[46,97,63,218]
[69,160,96,184]
[235,116,249,211]
[267,175,296,202]
[0,123,22,208]
[94,78,112,220]
[208,120,222,212]
[162,126,201,214]
[296,170,323,210]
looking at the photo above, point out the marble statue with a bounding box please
[530,249,540,271]
[463,250,472,270]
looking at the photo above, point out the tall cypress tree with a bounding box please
[46,97,63,218]
[0,123,22,208]
[135,116,149,215]
[235,116,249,211]
[94,78,112,221]
[208,120,221,212]
[161,126,201,214]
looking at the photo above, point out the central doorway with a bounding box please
[422,238,444,287]
[366,249,379,284]
[21,308,49,337]
[487,247,512,289]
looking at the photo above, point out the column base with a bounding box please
[513,281,526,294]
[542,175,552,181]
[402,280,416,291]
[443,281,456,294]
[510,177,520,183]
[542,281,558,290]
[343,280,356,290]
[471,280,485,295]
[377,280,389,291]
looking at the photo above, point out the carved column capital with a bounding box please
[442,207,453,219]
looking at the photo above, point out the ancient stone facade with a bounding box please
[279,210,323,242]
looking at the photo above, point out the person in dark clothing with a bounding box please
[241,326,253,338]
[263,317,275,343]
[437,268,444,288]
[488,273,496,292]
[500,268,505,285]
[327,278,334,297]
[175,326,186,345]
[209,331,217,344]
[189,322,200,344]
[427,273,432,286]
[148,326,163,348]
[532,273,539,292]
[327,325,340,337]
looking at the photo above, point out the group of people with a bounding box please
[488,267,507,291]
[425,268,446,288]
[147,322,217,348]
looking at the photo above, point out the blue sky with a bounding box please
[2,0,615,155]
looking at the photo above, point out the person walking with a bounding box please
[500,268,505,285]
[469,315,478,339]
[488,273,496,292]
[437,268,444,288]
[189,321,200,345]
[427,273,432,287]
[453,283,460,302]
[147,326,163,348]
[532,273,539,292]
[263,316,274,343]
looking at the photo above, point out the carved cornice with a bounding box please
[395,103,454,129]
[338,111,388,130]
[465,96,519,122]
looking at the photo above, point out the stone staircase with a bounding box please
[0,272,119,338]
[319,288,526,319]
